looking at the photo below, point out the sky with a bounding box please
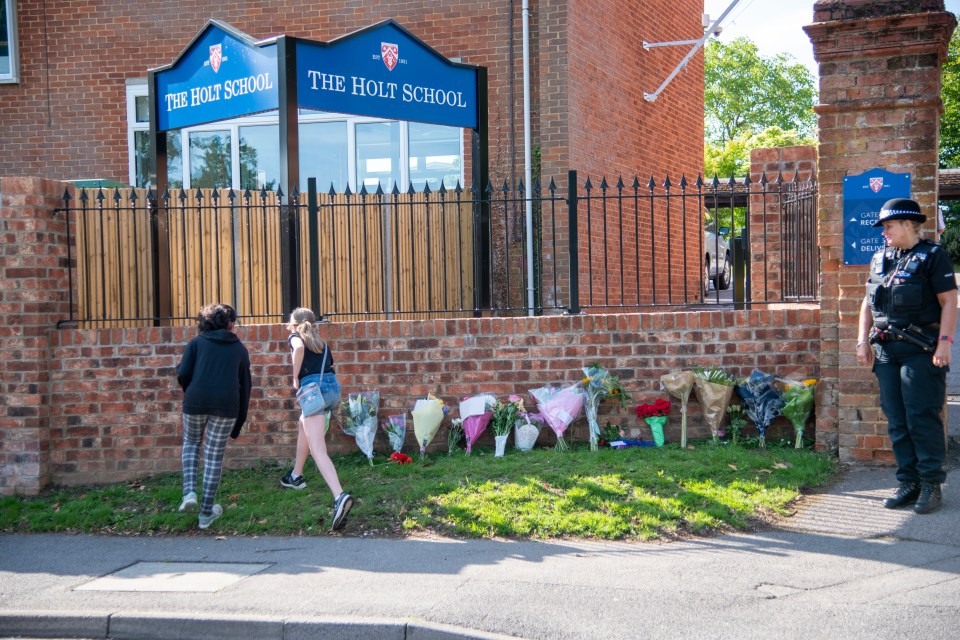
[703,0,960,78]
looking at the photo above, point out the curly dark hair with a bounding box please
[197,303,238,332]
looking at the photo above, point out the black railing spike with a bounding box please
[423,182,432,196]
[647,175,656,190]
[791,171,800,184]
[711,174,720,189]
[694,174,704,188]
[663,174,672,190]
[500,179,509,194]
[775,170,784,185]
[584,176,593,191]
[726,173,736,187]
[112,187,121,203]
[533,178,541,192]
[242,188,252,201]
[759,172,769,186]
[328,183,338,197]
[485,181,494,194]
[96,187,105,203]
[679,175,688,189]
[632,176,641,190]
[79,189,88,204]
[616,176,624,190]
[470,183,479,196]
[195,188,204,201]
[62,187,72,203]
[211,189,220,203]
[391,182,401,196]
[743,174,752,187]
[358,183,368,196]
[548,177,557,193]
[438,182,447,195]
[129,189,138,203]
[455,180,463,195]
[409,182,419,196]
[517,179,525,194]
[376,182,385,196]
[599,176,608,191]
[291,186,300,200]
[146,189,156,204]
[263,187,272,200]
[178,188,187,203]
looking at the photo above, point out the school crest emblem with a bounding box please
[209,44,223,73]
[381,42,398,71]
[869,177,883,193]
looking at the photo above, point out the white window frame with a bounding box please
[125,84,464,191]
[0,0,20,84]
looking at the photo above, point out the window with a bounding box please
[0,0,19,83]
[126,85,463,192]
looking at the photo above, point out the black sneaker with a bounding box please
[280,470,307,490]
[883,480,920,509]
[914,482,942,514]
[331,492,353,531]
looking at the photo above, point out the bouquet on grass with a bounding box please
[693,366,737,444]
[380,414,406,453]
[636,398,671,447]
[735,369,784,448]
[491,395,524,457]
[530,383,586,452]
[412,393,449,458]
[582,364,632,451]
[448,417,463,454]
[660,370,696,448]
[459,393,496,455]
[514,411,545,451]
[726,403,747,446]
[340,390,379,465]
[780,378,816,449]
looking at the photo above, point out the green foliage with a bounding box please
[939,225,960,266]
[0,447,835,541]
[693,365,737,387]
[704,127,817,180]
[941,19,960,168]
[705,37,817,145]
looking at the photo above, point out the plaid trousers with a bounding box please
[181,413,235,517]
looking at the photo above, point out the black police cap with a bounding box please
[873,198,926,227]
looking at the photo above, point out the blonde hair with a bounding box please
[289,307,326,354]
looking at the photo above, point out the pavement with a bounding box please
[3,350,960,640]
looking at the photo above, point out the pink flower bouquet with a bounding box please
[530,384,586,452]
[459,393,496,455]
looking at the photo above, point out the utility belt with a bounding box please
[869,323,939,352]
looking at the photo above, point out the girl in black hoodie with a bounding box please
[176,303,252,529]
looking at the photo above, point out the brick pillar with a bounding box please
[805,2,956,462]
[0,177,70,494]
[748,145,818,302]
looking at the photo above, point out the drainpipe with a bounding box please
[523,0,534,315]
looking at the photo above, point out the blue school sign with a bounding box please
[843,168,911,265]
[152,20,480,131]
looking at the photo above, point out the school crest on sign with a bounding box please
[381,42,398,71]
[869,177,883,193]
[209,44,223,73]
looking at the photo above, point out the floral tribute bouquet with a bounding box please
[582,365,632,451]
[412,393,449,458]
[514,411,545,451]
[340,390,380,465]
[389,452,413,465]
[448,417,464,454]
[491,395,524,457]
[530,383,586,452]
[380,414,406,453]
[780,378,816,449]
[693,366,737,444]
[459,393,496,455]
[735,369,784,448]
[660,370,696,448]
[636,398,671,447]
[726,403,747,446]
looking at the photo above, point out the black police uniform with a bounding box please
[866,239,956,486]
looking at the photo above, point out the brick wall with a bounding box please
[43,307,821,490]
[805,1,956,463]
[0,177,71,494]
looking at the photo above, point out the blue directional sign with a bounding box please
[843,168,911,265]
[153,22,278,132]
[296,21,478,129]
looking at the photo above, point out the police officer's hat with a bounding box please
[872,198,927,226]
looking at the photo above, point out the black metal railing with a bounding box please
[55,170,818,328]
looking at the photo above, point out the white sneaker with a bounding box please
[198,504,223,529]
[178,491,198,513]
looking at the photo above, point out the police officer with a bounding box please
[857,198,957,514]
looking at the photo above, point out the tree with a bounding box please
[940,21,960,169]
[704,126,815,179]
[705,37,817,145]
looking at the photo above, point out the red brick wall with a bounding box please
[0,177,71,494]
[805,1,955,463]
[42,307,820,490]
[0,0,701,189]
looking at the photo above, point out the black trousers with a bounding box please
[872,340,947,484]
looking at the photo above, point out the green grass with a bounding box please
[0,441,836,541]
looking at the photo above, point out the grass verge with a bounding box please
[0,441,836,541]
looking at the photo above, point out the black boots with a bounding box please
[914,482,942,514]
[883,481,920,509]
[883,481,942,514]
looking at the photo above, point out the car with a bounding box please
[704,225,731,293]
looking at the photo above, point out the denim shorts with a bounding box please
[300,372,340,413]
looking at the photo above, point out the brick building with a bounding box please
[0,0,706,190]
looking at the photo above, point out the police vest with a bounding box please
[866,239,942,329]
